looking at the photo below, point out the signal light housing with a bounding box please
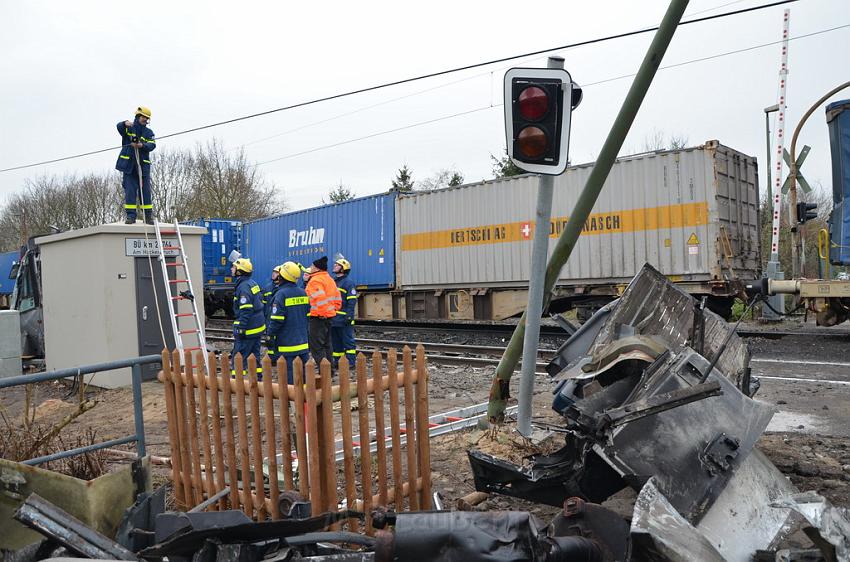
[796,201,817,224]
[504,67,578,175]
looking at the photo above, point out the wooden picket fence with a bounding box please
[158,346,431,533]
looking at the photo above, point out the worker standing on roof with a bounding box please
[231,258,266,379]
[267,262,310,384]
[331,258,357,369]
[116,106,156,224]
[262,265,284,364]
[305,256,341,371]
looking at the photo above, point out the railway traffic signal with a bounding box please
[796,201,817,224]
[503,67,580,175]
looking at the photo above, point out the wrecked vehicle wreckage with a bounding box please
[7,265,850,562]
[469,264,850,561]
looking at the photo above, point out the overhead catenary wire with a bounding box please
[0,0,798,174]
[253,23,849,165]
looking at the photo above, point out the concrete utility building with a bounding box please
[36,223,206,388]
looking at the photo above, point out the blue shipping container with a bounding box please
[182,219,243,285]
[827,100,850,265]
[0,250,19,294]
[243,193,396,289]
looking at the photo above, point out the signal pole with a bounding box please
[517,56,564,438]
[488,0,690,426]
[765,9,791,317]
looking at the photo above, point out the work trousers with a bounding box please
[307,316,334,371]
[231,337,262,380]
[331,324,356,368]
[282,353,311,385]
[123,172,153,221]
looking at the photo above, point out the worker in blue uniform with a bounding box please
[262,265,284,364]
[115,106,156,224]
[266,262,311,384]
[331,258,357,369]
[231,258,266,379]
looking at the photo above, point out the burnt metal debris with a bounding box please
[469,264,848,561]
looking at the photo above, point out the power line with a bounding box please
[0,0,797,174]
[254,23,849,165]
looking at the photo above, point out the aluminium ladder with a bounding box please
[152,219,211,377]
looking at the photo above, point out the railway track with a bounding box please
[204,330,555,373]
[206,319,850,341]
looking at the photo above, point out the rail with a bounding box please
[0,355,162,465]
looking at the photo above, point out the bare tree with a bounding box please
[150,148,196,222]
[642,129,690,152]
[642,129,667,152]
[0,173,123,251]
[190,139,285,220]
[419,168,464,191]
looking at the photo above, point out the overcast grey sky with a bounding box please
[1,0,847,212]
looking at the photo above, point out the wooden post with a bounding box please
[415,345,431,510]
[356,354,373,533]
[402,346,419,511]
[305,360,323,511]
[248,355,267,519]
[319,360,337,518]
[220,352,240,511]
[161,350,185,509]
[371,351,388,507]
[172,350,195,509]
[184,351,204,507]
[337,360,358,531]
[277,358,294,491]
[263,356,281,520]
[207,353,228,511]
[195,351,216,507]
[386,349,403,511]
[293,359,309,499]
[234,353,252,517]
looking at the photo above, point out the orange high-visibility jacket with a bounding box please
[306,271,342,318]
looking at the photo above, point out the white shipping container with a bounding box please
[397,141,760,291]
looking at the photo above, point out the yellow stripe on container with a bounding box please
[400,201,709,251]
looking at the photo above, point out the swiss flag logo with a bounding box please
[521,222,532,239]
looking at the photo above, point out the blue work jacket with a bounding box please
[115,118,156,176]
[332,274,357,327]
[267,282,310,356]
[232,276,265,339]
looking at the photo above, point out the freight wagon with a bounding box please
[241,193,396,316]
[204,141,760,322]
[182,219,243,317]
[392,140,760,320]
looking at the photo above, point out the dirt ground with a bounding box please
[2,324,849,533]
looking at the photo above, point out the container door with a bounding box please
[134,258,175,380]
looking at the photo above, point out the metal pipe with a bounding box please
[517,56,564,437]
[24,435,138,466]
[0,355,161,389]
[788,80,850,277]
[488,0,691,424]
[131,363,147,458]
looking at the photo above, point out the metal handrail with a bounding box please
[0,354,162,465]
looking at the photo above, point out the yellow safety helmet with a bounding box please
[335,258,351,272]
[233,258,253,274]
[279,261,301,283]
[135,106,152,119]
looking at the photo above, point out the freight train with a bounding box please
[199,140,761,321]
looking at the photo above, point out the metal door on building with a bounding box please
[135,258,176,380]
